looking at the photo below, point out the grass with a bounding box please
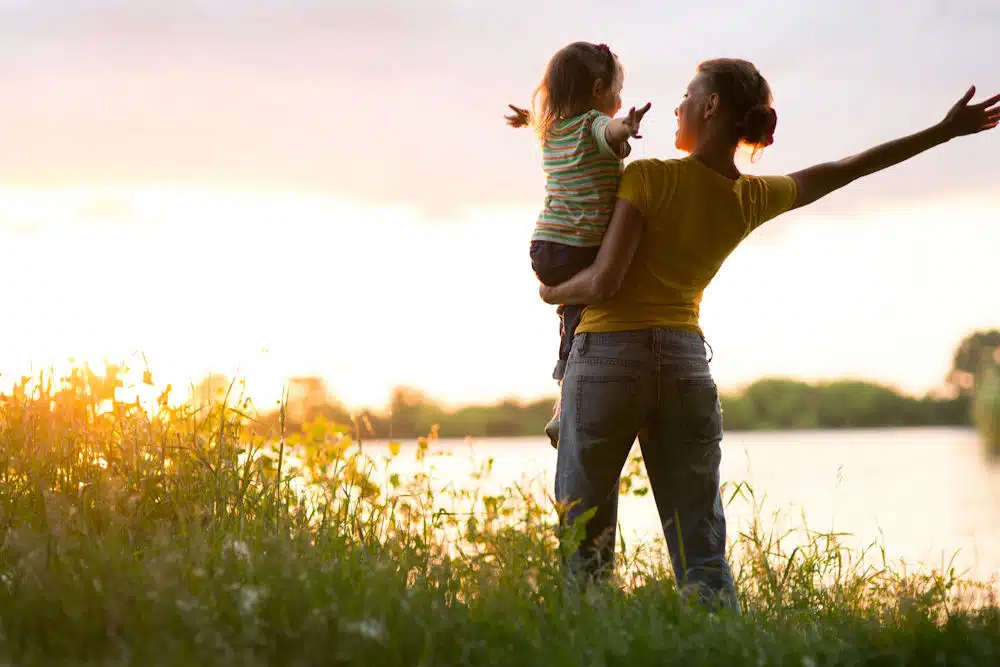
[1,364,999,666]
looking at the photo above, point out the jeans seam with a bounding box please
[569,358,642,368]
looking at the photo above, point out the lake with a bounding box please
[356,427,1000,584]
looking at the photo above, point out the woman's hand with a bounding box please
[938,86,1000,139]
[788,84,1000,212]
[539,283,556,304]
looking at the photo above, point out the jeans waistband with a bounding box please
[570,328,715,376]
[577,327,702,346]
[575,327,713,362]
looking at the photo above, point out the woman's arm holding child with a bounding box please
[539,197,645,305]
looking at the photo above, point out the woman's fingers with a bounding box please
[973,93,1000,110]
[957,85,977,107]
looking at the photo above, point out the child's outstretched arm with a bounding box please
[604,103,652,156]
[505,104,532,128]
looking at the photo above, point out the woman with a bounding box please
[539,58,999,610]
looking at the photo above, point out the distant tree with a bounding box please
[247,364,977,441]
[973,364,1000,456]
[719,377,961,431]
[948,329,1000,396]
[386,386,445,438]
[188,372,234,406]
[284,376,351,427]
[740,378,820,429]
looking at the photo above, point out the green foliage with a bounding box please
[243,375,968,441]
[1,366,998,665]
[720,378,966,431]
[948,329,1000,396]
[972,364,1000,457]
[216,327,1000,442]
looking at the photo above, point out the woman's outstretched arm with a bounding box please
[788,86,1000,211]
[538,198,645,305]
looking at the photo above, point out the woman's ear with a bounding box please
[703,92,721,121]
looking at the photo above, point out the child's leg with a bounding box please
[543,303,583,448]
[530,242,600,375]
[545,383,561,449]
[542,312,566,450]
[529,241,600,449]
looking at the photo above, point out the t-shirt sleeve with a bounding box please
[749,175,798,231]
[589,112,621,160]
[617,159,676,218]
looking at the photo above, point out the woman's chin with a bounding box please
[675,130,698,153]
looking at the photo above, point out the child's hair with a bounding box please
[696,58,776,160]
[508,42,623,143]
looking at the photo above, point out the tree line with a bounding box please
[194,329,1000,442]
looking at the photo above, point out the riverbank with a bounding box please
[250,376,971,441]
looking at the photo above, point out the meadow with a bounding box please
[1,365,998,666]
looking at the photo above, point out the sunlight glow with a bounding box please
[2,186,998,411]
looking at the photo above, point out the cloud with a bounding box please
[1,0,997,216]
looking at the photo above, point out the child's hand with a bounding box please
[505,104,532,128]
[623,102,652,139]
[938,86,1000,139]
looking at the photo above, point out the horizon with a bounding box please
[2,1,999,410]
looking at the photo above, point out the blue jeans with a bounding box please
[555,327,739,611]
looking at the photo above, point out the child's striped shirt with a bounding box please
[532,110,623,247]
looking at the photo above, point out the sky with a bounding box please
[1,0,999,410]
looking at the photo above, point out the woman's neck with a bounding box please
[690,137,740,180]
